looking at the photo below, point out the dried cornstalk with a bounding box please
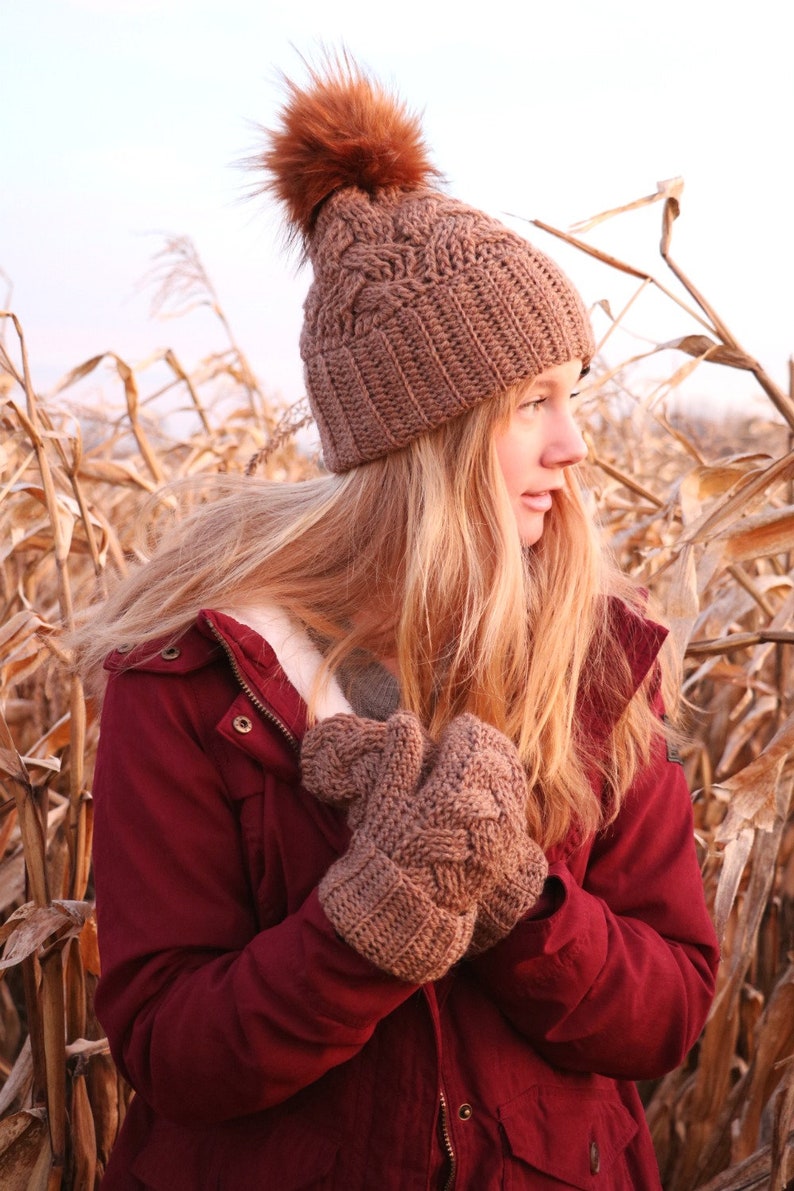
[1,197,792,1189]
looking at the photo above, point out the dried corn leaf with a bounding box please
[0,514,49,562]
[9,483,76,552]
[679,458,776,526]
[68,1073,96,1190]
[682,453,794,545]
[717,695,779,776]
[78,912,100,979]
[663,544,699,664]
[0,611,55,658]
[0,900,92,970]
[694,539,727,599]
[0,1039,32,1118]
[49,355,109,398]
[1,662,54,699]
[769,1059,794,1187]
[733,969,794,1164]
[86,1054,127,1175]
[0,712,26,786]
[9,481,108,562]
[19,756,61,775]
[715,714,794,840]
[569,177,683,235]
[699,1140,794,1190]
[661,335,757,371]
[719,506,794,562]
[709,716,794,942]
[0,853,25,920]
[76,458,157,491]
[713,825,754,944]
[25,715,72,761]
[0,1109,50,1191]
[64,1039,109,1062]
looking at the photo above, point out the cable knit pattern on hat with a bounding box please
[259,57,595,472]
[301,710,549,983]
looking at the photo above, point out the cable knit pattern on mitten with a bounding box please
[301,713,399,814]
[301,710,545,983]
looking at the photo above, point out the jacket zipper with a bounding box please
[439,1090,457,1190]
[211,612,458,1185]
[204,616,299,751]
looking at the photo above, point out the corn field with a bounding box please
[1,182,793,1189]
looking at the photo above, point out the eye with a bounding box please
[519,397,547,412]
[572,364,591,398]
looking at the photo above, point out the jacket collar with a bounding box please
[199,596,667,746]
[197,607,354,745]
[608,596,668,695]
[575,597,668,751]
[217,603,353,718]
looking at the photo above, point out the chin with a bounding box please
[516,519,546,548]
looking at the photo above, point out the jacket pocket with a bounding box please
[499,1083,638,1189]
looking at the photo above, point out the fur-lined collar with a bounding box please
[218,603,353,722]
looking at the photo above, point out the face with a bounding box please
[492,359,587,546]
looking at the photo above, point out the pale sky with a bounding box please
[2,0,791,416]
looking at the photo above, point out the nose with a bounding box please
[541,409,587,469]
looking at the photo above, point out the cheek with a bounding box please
[493,431,527,492]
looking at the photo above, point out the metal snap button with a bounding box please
[160,646,181,660]
[116,643,133,654]
[232,715,253,734]
[589,1141,600,1174]
[457,1103,472,1121]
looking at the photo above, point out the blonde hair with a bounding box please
[75,384,672,849]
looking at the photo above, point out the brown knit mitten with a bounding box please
[466,835,549,956]
[301,710,538,983]
[300,712,430,818]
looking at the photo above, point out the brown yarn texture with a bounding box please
[301,711,548,984]
[302,188,595,471]
[261,61,595,472]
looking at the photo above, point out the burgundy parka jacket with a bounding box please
[91,606,719,1190]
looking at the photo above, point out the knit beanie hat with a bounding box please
[260,57,595,473]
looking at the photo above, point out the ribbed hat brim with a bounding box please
[303,248,594,471]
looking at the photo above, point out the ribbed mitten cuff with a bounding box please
[467,843,549,956]
[319,837,476,984]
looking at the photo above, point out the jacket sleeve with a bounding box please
[469,725,720,1081]
[91,664,417,1126]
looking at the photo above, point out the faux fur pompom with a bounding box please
[257,55,441,244]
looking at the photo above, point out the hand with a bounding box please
[466,835,549,956]
[301,711,435,823]
[301,710,545,982]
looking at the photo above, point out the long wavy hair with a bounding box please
[74,382,673,849]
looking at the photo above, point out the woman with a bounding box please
[79,58,719,1189]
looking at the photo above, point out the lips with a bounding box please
[520,491,554,512]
